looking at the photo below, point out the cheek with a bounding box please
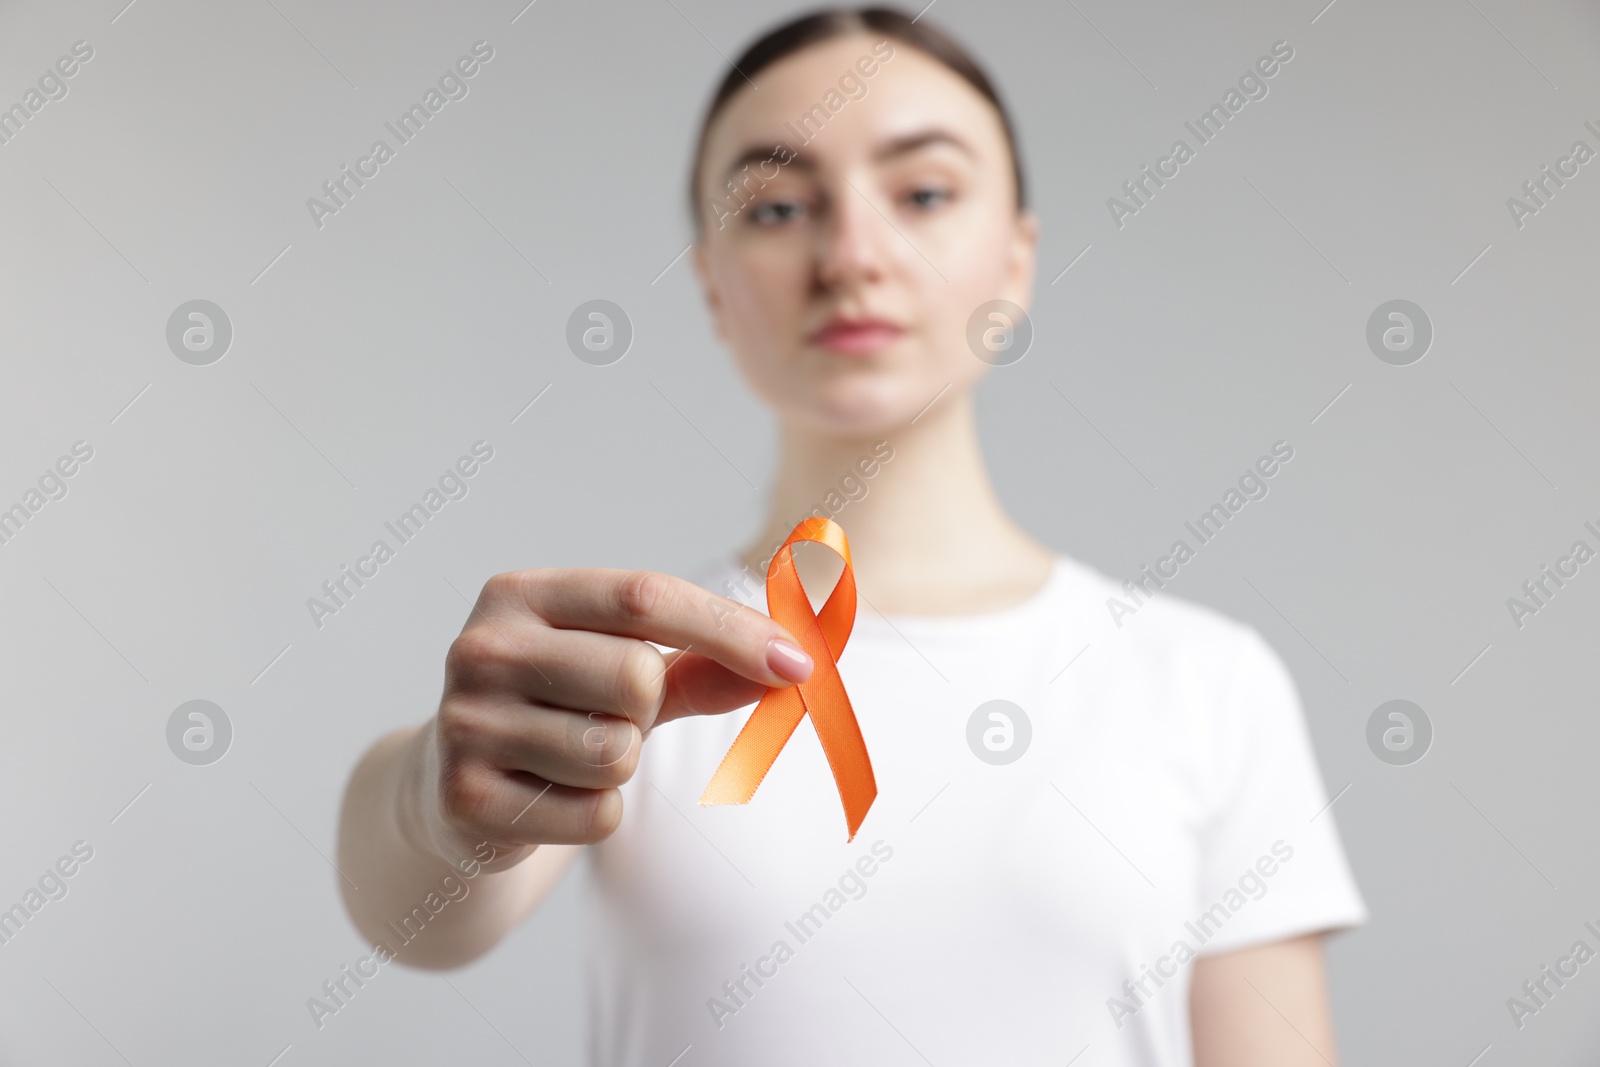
[941,201,1017,295]
[716,252,805,352]
[924,213,1016,370]
[711,251,812,401]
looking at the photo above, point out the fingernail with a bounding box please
[766,638,813,684]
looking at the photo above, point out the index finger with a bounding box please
[505,568,813,689]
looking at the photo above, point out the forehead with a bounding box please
[700,34,1007,178]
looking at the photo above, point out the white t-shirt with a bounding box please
[584,552,1366,1066]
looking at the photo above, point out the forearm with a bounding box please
[336,723,580,970]
[1190,933,1340,1067]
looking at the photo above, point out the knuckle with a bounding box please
[483,568,534,602]
[615,571,669,625]
[444,628,489,676]
[572,714,641,785]
[611,641,665,719]
[608,731,642,784]
[583,788,623,842]
[437,758,493,835]
[435,698,482,754]
[444,627,519,686]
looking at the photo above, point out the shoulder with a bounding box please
[1049,554,1289,723]
[1054,558,1330,831]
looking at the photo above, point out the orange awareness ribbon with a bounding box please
[699,516,877,841]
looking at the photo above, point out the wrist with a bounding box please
[390,721,448,863]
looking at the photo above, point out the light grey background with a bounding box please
[2,0,1597,1063]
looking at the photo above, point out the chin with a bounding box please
[782,372,927,438]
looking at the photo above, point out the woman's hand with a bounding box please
[407,568,815,873]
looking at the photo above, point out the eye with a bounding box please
[749,199,808,226]
[904,186,954,210]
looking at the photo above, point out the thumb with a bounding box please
[652,648,790,728]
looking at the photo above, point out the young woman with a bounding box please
[337,8,1366,1065]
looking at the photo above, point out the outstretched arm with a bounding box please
[1190,932,1342,1067]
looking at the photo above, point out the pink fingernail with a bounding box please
[767,639,813,684]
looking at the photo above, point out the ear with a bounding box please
[1003,208,1040,313]
[692,242,728,343]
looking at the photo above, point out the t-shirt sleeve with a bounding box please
[1190,625,1368,956]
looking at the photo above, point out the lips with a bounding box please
[807,316,906,356]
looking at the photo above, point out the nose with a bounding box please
[815,183,888,291]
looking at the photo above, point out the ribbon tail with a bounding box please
[698,685,807,806]
[809,692,878,841]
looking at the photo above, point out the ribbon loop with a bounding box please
[698,517,877,841]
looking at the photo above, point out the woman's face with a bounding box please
[693,34,1037,438]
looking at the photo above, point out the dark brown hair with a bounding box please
[687,6,1027,234]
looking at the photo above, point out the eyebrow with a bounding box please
[718,128,978,183]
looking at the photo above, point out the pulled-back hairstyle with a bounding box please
[687,6,1027,234]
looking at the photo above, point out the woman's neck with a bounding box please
[738,393,1056,616]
